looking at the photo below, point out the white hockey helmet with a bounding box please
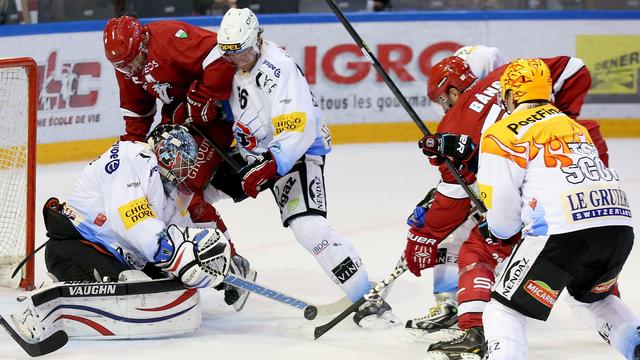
[217,8,262,55]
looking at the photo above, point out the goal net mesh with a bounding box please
[0,64,31,288]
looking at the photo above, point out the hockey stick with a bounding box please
[0,316,68,357]
[185,120,278,193]
[223,274,350,320]
[313,261,408,340]
[305,206,483,340]
[323,0,487,214]
[11,240,50,281]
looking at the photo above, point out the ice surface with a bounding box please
[0,140,638,360]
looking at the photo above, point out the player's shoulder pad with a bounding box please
[481,104,564,154]
[120,141,158,167]
[148,20,214,50]
[258,40,298,79]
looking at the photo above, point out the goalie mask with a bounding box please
[147,125,198,208]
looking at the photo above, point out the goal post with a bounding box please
[0,57,37,290]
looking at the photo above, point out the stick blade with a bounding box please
[0,316,68,357]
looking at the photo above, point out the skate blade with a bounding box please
[424,351,481,360]
[357,311,402,330]
[403,328,463,343]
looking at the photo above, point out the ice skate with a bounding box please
[353,295,401,329]
[405,295,460,342]
[223,254,257,311]
[423,326,485,360]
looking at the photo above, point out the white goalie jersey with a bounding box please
[228,39,332,175]
[65,141,193,270]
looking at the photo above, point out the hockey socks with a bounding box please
[289,215,371,302]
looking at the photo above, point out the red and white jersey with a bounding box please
[413,56,595,242]
[115,20,235,141]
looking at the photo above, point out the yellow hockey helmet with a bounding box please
[500,58,552,105]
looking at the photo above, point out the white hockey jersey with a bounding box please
[228,40,331,175]
[478,104,633,239]
[66,141,192,270]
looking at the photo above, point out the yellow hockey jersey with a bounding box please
[477,104,632,239]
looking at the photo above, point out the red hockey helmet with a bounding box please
[103,16,146,73]
[428,56,477,111]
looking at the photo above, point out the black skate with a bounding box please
[405,296,460,343]
[406,298,459,332]
[353,295,400,329]
[223,254,257,312]
[424,326,485,360]
[635,343,640,360]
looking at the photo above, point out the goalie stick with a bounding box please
[0,316,68,357]
[323,0,487,214]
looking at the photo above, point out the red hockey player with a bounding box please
[103,16,243,224]
[402,54,611,360]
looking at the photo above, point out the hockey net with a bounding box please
[0,58,37,290]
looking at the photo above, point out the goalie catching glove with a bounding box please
[154,225,231,288]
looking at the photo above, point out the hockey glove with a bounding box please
[404,228,439,277]
[154,225,231,288]
[239,152,278,198]
[477,220,521,246]
[418,133,476,167]
[186,80,219,125]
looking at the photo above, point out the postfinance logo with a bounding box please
[272,112,307,135]
[118,197,157,229]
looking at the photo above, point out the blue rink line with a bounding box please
[1,10,640,37]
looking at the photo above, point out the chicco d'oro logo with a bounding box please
[117,197,157,230]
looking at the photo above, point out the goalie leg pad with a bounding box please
[12,278,201,340]
[289,215,371,302]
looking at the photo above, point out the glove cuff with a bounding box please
[406,227,439,246]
